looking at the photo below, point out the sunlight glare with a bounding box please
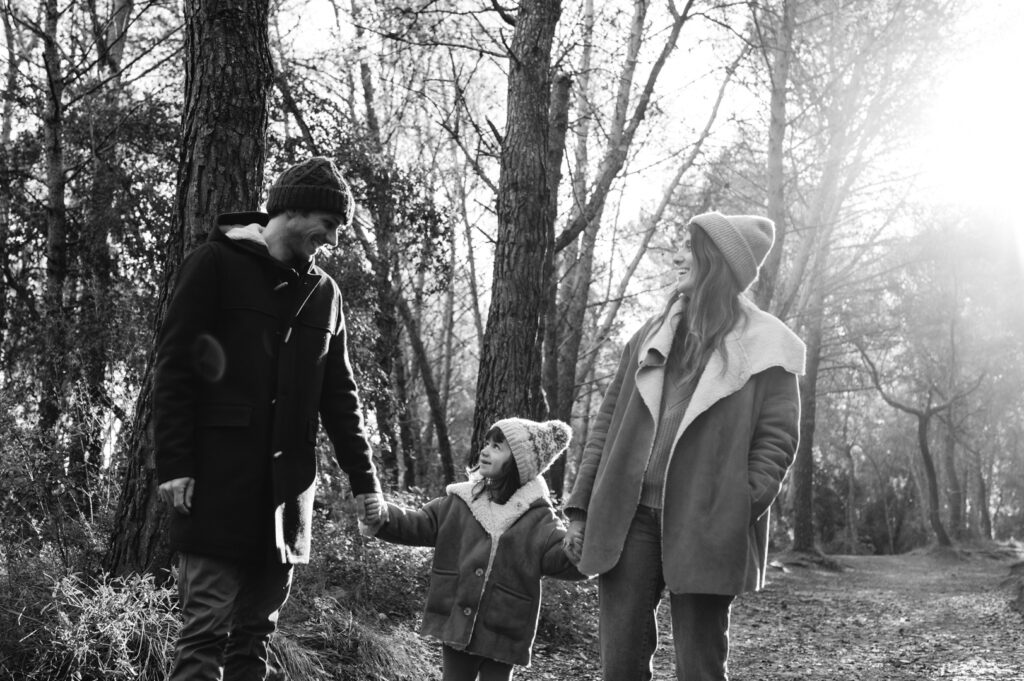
[915,2,1024,252]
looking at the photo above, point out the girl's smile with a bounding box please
[478,437,513,479]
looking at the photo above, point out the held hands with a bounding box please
[355,492,388,537]
[562,519,585,564]
[158,477,195,515]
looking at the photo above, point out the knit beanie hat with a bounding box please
[266,156,354,226]
[687,211,775,290]
[490,418,572,482]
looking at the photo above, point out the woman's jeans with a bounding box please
[599,506,734,681]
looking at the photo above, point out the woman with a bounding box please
[562,211,805,680]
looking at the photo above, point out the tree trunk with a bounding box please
[38,0,68,445]
[917,413,952,547]
[0,9,22,371]
[67,0,135,508]
[755,0,795,311]
[843,443,857,553]
[353,1,402,488]
[542,72,571,496]
[791,288,822,553]
[941,420,964,538]
[973,454,992,540]
[961,432,993,540]
[370,215,401,488]
[472,0,562,455]
[394,343,421,490]
[105,0,273,577]
[395,293,456,484]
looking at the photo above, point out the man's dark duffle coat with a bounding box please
[376,476,585,666]
[154,212,380,564]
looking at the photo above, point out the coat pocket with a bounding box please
[481,582,533,637]
[424,567,459,616]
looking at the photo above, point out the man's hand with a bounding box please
[355,492,387,525]
[158,477,195,515]
[562,519,585,564]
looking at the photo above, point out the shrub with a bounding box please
[22,572,178,681]
[536,576,598,647]
[270,595,434,681]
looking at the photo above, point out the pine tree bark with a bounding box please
[472,0,562,455]
[105,0,273,577]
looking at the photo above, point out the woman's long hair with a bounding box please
[472,426,522,505]
[664,224,745,383]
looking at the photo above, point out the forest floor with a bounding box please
[521,544,1024,681]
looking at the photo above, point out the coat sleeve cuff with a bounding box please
[564,507,588,523]
[156,456,195,484]
[348,473,382,496]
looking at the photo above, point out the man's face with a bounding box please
[282,210,343,260]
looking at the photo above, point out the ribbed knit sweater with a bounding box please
[639,315,700,508]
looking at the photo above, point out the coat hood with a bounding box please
[211,211,319,273]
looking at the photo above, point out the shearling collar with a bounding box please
[446,473,550,538]
[635,294,806,439]
[213,211,317,274]
[224,222,269,247]
[639,295,805,376]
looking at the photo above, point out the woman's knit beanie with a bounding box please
[687,211,775,290]
[490,418,572,482]
[266,156,354,226]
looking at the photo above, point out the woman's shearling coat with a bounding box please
[566,295,805,594]
[375,476,584,666]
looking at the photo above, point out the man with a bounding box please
[154,156,384,680]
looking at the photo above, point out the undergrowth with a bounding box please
[1,484,598,680]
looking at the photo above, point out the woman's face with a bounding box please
[673,227,698,295]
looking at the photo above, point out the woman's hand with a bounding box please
[562,520,585,563]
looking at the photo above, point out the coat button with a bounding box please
[463,607,472,616]
[474,568,483,577]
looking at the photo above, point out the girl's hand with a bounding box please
[562,520,585,563]
[358,518,385,538]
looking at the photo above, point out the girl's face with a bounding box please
[478,435,514,479]
[673,227,698,295]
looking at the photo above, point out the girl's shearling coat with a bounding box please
[566,295,805,595]
[376,476,584,666]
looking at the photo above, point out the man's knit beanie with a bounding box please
[687,211,775,290]
[490,418,572,482]
[267,156,354,226]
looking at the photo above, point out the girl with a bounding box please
[562,212,806,680]
[366,418,584,681]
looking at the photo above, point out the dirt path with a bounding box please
[522,548,1023,680]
